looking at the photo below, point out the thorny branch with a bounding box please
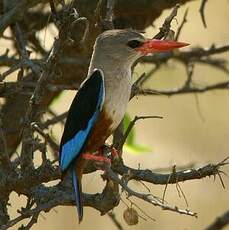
[175,8,188,41]
[0,1,229,230]
[0,155,228,230]
[153,4,180,40]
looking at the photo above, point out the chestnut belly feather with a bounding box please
[85,110,113,152]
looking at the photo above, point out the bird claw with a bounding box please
[81,146,121,167]
[82,147,121,180]
[110,147,121,159]
[82,153,111,165]
[99,145,121,159]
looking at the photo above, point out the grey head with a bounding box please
[94,29,146,66]
[88,29,188,77]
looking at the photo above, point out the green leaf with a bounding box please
[50,92,64,106]
[123,113,152,154]
[123,114,135,145]
[124,143,152,154]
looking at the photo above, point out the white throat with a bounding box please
[88,50,133,131]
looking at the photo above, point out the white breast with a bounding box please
[103,68,132,131]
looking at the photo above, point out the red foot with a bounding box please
[82,153,111,164]
[111,147,121,159]
[82,146,121,166]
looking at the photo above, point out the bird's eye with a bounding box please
[127,40,143,49]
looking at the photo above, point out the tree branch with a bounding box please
[0,154,228,229]
[113,156,229,185]
[205,210,229,230]
[199,0,208,28]
[0,0,48,35]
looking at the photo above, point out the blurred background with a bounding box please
[2,0,229,229]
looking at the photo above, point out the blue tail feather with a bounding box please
[72,168,83,223]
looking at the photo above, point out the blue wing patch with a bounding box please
[60,115,96,170]
[59,69,105,172]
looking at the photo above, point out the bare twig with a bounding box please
[113,120,125,152]
[205,210,229,230]
[153,4,180,39]
[153,162,196,172]
[196,58,229,75]
[0,62,22,82]
[128,201,156,222]
[184,62,194,88]
[131,66,159,99]
[118,115,163,150]
[136,80,229,97]
[19,212,40,230]
[49,0,59,25]
[0,114,11,169]
[107,212,123,230]
[12,23,42,76]
[106,165,197,217]
[0,0,48,36]
[113,156,229,185]
[40,111,68,129]
[77,17,90,44]
[199,0,208,28]
[176,181,189,207]
[31,123,59,151]
[103,0,116,30]
[162,166,175,204]
[175,9,188,41]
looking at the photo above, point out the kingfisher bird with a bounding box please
[59,29,188,222]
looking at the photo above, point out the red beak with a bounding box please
[136,39,189,55]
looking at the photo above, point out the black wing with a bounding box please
[59,69,105,171]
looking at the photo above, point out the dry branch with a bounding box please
[199,0,208,28]
[205,210,229,230]
[1,156,228,229]
[113,156,229,185]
